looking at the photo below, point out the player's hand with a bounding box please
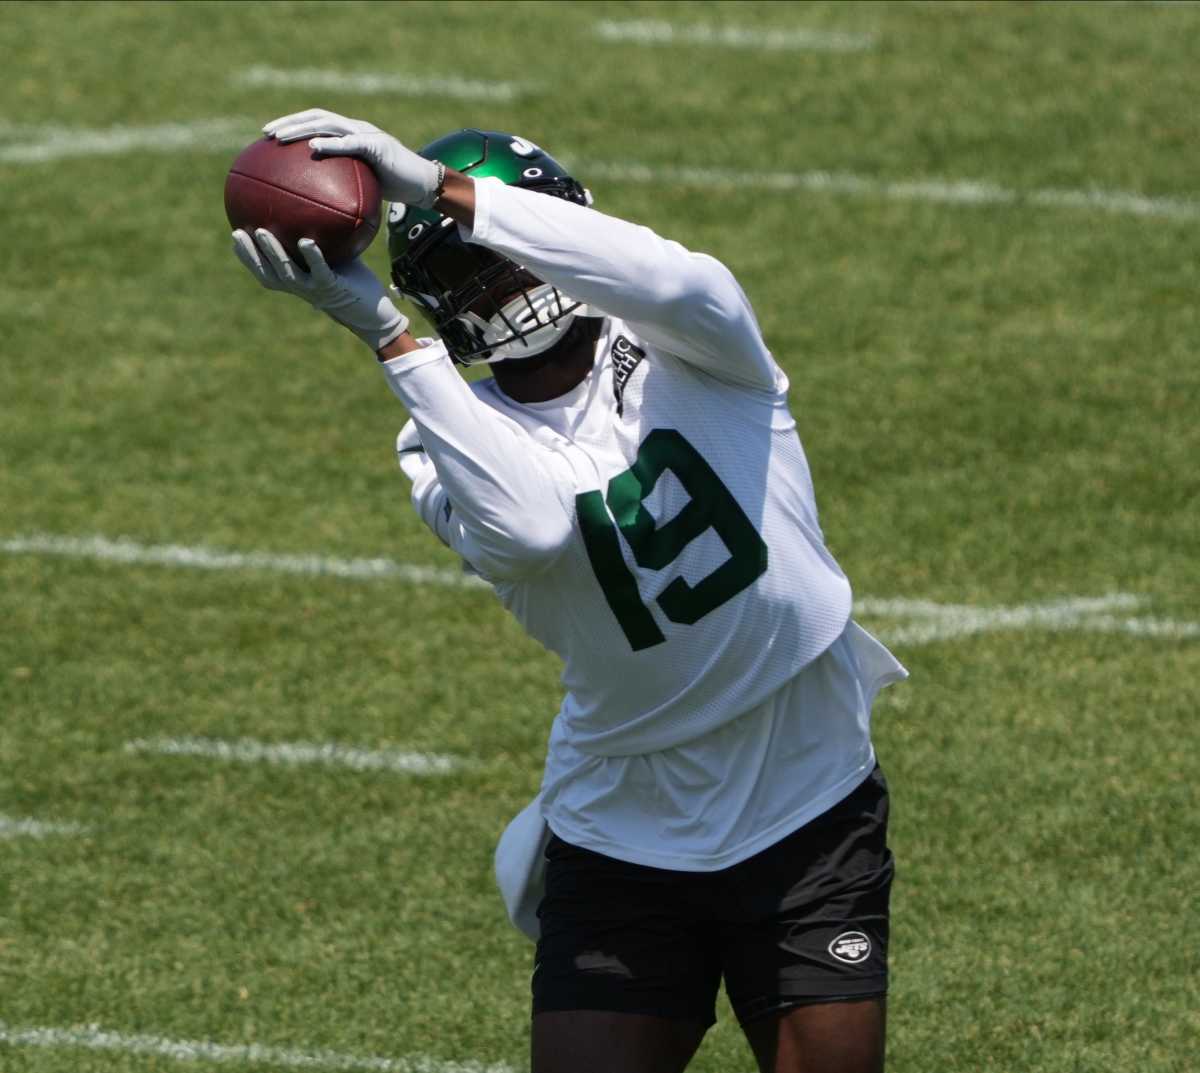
[264,108,442,209]
[231,228,409,352]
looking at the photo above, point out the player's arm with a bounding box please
[437,173,781,393]
[231,220,574,583]
[380,346,577,581]
[263,109,778,392]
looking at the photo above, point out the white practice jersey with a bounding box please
[382,177,906,870]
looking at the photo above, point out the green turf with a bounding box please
[1,1,1198,1070]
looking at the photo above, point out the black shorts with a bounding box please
[533,765,893,1028]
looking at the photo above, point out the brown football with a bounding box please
[224,137,381,266]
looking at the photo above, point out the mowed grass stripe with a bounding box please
[124,737,465,775]
[1,117,1196,221]
[5,532,1197,643]
[0,1020,514,1073]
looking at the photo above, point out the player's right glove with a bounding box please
[231,228,409,352]
[263,109,443,209]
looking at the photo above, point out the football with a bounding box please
[224,137,381,266]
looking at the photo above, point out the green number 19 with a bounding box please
[576,429,769,651]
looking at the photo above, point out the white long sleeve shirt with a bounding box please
[382,177,906,871]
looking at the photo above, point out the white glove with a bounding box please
[231,228,408,352]
[395,420,454,547]
[263,109,443,209]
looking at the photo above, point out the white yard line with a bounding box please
[853,594,1143,619]
[574,159,1200,221]
[594,18,877,52]
[4,531,1197,645]
[1077,614,1200,640]
[0,533,486,588]
[854,588,1180,648]
[0,118,253,164]
[0,1020,514,1073]
[0,814,87,839]
[1,116,1195,222]
[125,737,464,776]
[234,65,530,102]
[855,593,1200,644]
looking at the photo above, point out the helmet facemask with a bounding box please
[391,219,587,366]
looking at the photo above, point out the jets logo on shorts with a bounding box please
[828,931,872,964]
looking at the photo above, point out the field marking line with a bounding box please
[0,1019,514,1073]
[1076,614,1200,639]
[855,593,1200,644]
[1,116,1195,222]
[233,65,530,102]
[593,17,877,51]
[124,736,465,776]
[4,531,1197,645]
[0,814,87,839]
[0,117,253,164]
[0,532,486,589]
[573,159,1200,221]
[854,594,1142,619]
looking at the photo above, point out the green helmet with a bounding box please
[387,129,592,365]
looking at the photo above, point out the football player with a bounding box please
[232,108,908,1073]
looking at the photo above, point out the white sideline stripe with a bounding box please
[0,1020,514,1072]
[0,533,486,588]
[0,814,86,839]
[234,65,529,102]
[574,159,1200,221]
[594,18,877,51]
[125,737,464,775]
[1,116,1194,223]
[0,118,252,163]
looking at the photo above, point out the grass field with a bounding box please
[2,1,1198,1070]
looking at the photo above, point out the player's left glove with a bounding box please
[231,228,409,352]
[263,109,443,209]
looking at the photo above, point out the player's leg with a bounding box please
[531,835,719,1073]
[720,767,895,1073]
[532,1010,706,1073]
[740,996,886,1073]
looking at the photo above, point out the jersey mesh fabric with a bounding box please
[476,317,854,758]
